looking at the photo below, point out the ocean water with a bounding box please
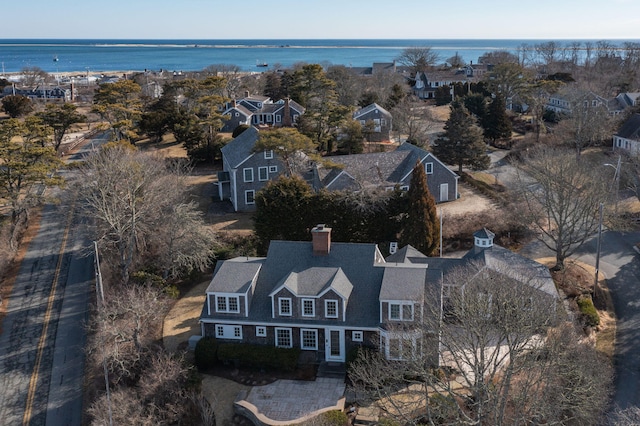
[0,39,637,75]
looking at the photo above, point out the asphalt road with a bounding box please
[0,132,107,425]
[571,231,640,410]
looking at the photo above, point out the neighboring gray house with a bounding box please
[221,92,305,132]
[1,85,71,101]
[200,227,559,365]
[219,129,458,211]
[353,103,392,142]
[311,142,459,203]
[217,126,284,212]
[613,113,640,154]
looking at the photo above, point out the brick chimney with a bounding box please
[311,224,331,256]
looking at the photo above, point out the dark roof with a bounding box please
[473,228,495,240]
[207,258,264,293]
[221,126,259,169]
[353,103,392,120]
[616,113,640,140]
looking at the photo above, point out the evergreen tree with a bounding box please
[400,161,440,256]
[253,175,314,254]
[483,94,513,144]
[433,99,490,173]
[463,93,488,122]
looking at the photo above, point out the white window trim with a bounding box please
[388,302,414,321]
[352,331,363,342]
[425,162,433,174]
[245,190,255,205]
[216,324,243,340]
[275,327,293,348]
[325,300,339,318]
[243,168,254,182]
[383,332,418,361]
[258,166,269,181]
[302,298,315,317]
[264,150,274,159]
[300,329,318,350]
[256,326,267,337]
[268,165,278,173]
[279,297,292,316]
[216,295,240,313]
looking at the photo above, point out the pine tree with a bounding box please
[400,161,440,256]
[483,94,512,144]
[433,99,490,173]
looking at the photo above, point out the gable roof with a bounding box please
[221,126,259,169]
[223,104,253,118]
[207,258,264,294]
[616,113,640,140]
[271,267,354,300]
[353,103,392,120]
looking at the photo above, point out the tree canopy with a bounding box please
[433,99,490,173]
[36,103,86,151]
[399,161,440,256]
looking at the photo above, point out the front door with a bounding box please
[325,328,345,362]
[440,183,449,202]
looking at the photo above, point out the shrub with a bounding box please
[194,337,219,370]
[217,343,300,372]
[577,296,600,327]
[320,410,349,426]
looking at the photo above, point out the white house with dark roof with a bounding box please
[199,226,560,365]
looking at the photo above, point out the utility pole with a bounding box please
[93,241,113,426]
[594,203,604,302]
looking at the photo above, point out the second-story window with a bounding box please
[325,300,338,318]
[258,167,268,181]
[389,302,413,321]
[264,150,274,159]
[216,295,240,313]
[302,299,315,317]
[243,168,254,182]
[279,298,292,316]
[425,162,433,174]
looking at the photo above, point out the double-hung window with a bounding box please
[300,329,318,350]
[264,150,274,159]
[216,295,240,313]
[258,166,269,181]
[425,162,433,174]
[325,300,338,318]
[243,168,254,182]
[389,302,413,321]
[275,328,292,348]
[279,298,292,316]
[302,299,315,317]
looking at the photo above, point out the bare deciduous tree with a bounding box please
[515,147,609,270]
[349,262,610,425]
[76,145,216,282]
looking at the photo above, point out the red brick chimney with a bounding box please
[311,224,331,256]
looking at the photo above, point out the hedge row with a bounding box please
[218,342,301,372]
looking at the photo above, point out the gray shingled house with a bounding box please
[218,128,458,211]
[311,142,459,203]
[353,103,393,142]
[220,92,305,132]
[199,227,559,365]
[613,113,640,154]
[217,126,285,212]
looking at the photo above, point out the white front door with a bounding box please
[440,183,449,202]
[325,328,345,362]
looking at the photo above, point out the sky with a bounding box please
[2,0,639,40]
